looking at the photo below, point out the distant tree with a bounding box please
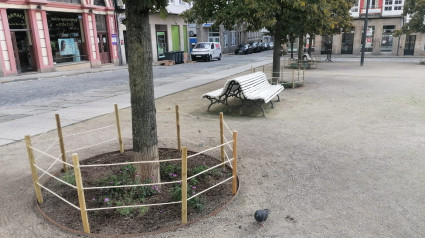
[182,0,354,77]
[124,0,168,183]
[396,0,425,35]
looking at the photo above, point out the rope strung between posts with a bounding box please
[222,136,234,151]
[67,138,117,153]
[86,201,182,211]
[34,164,77,189]
[188,176,234,201]
[63,125,115,138]
[223,150,233,169]
[83,180,182,190]
[222,120,233,135]
[187,140,233,159]
[34,138,59,162]
[79,157,182,168]
[187,159,233,181]
[38,155,60,179]
[32,131,49,143]
[37,182,80,210]
[30,146,73,167]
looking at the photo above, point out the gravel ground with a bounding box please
[1,61,425,237]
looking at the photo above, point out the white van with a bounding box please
[191,42,222,62]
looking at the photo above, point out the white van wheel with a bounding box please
[218,54,222,60]
[208,55,212,62]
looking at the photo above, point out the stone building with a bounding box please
[0,0,120,77]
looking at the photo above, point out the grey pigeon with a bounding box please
[254,209,270,227]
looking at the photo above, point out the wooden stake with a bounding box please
[262,65,265,72]
[251,66,253,73]
[219,112,225,167]
[232,131,238,195]
[175,105,181,151]
[181,147,188,224]
[114,104,124,153]
[303,70,305,85]
[25,135,43,204]
[55,114,67,173]
[72,153,90,233]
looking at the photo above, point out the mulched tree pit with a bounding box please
[38,148,235,235]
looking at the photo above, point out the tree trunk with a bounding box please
[290,42,294,59]
[272,37,282,81]
[308,34,313,56]
[126,3,160,183]
[298,34,303,63]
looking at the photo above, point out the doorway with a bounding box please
[341,30,354,54]
[404,35,416,55]
[10,31,34,73]
[97,33,111,64]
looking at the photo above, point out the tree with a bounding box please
[182,0,354,78]
[396,0,425,35]
[124,0,168,183]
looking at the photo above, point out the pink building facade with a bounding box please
[0,0,119,77]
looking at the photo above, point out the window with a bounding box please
[384,6,392,10]
[351,1,359,12]
[169,0,174,4]
[223,31,228,47]
[362,26,375,52]
[381,25,395,52]
[231,31,236,46]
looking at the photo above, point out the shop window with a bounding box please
[361,26,375,52]
[208,25,220,43]
[48,0,81,4]
[381,25,395,52]
[93,0,105,6]
[47,12,86,64]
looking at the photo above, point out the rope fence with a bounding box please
[250,63,306,88]
[25,104,238,234]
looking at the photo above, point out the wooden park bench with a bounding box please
[202,72,284,116]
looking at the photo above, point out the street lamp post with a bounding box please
[360,0,370,66]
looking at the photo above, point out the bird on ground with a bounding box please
[254,209,270,227]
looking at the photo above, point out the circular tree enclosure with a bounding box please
[26,105,239,236]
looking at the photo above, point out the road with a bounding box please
[0,51,274,145]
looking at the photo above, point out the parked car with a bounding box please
[191,42,222,62]
[268,42,274,50]
[235,44,252,54]
[249,42,260,53]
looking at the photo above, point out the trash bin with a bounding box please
[164,51,177,62]
[176,51,184,64]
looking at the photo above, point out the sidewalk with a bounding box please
[0,58,272,146]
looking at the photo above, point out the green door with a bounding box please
[171,25,180,51]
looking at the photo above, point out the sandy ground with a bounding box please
[1,61,425,237]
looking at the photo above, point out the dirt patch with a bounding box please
[38,148,236,235]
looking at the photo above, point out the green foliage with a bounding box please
[60,171,75,186]
[94,165,158,217]
[170,183,204,212]
[189,164,208,178]
[395,0,425,35]
[160,163,181,180]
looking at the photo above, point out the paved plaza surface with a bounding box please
[1,57,425,237]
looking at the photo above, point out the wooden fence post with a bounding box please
[251,66,253,73]
[55,114,67,173]
[175,105,181,151]
[303,70,305,85]
[232,131,238,195]
[219,112,225,167]
[72,153,90,233]
[114,104,124,153]
[25,135,43,204]
[181,147,188,224]
[262,65,265,72]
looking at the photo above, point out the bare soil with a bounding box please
[38,148,235,235]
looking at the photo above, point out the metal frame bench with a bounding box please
[202,72,284,116]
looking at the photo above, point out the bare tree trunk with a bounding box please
[126,3,160,183]
[272,37,282,80]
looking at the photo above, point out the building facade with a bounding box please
[115,0,191,65]
[0,0,120,77]
[312,0,425,57]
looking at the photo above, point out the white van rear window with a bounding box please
[195,43,209,49]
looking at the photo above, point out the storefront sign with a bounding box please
[7,10,27,29]
[111,34,117,45]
